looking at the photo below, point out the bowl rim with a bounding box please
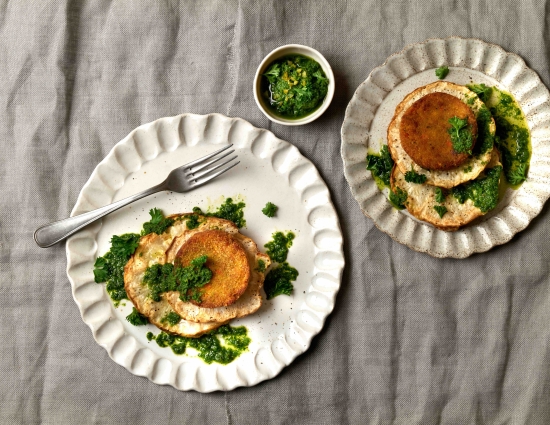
[253,44,335,126]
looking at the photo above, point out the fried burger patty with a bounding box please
[399,92,478,171]
[388,81,495,188]
[176,229,250,308]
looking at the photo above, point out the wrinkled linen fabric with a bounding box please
[2,1,550,424]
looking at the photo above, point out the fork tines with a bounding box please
[186,144,239,186]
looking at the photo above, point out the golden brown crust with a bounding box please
[400,92,477,170]
[176,229,250,308]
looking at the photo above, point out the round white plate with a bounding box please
[341,37,550,258]
[65,113,344,392]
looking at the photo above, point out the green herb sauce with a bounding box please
[264,262,298,299]
[366,145,394,189]
[404,166,427,184]
[487,88,531,186]
[435,66,449,79]
[389,187,408,210]
[256,259,266,273]
[160,311,181,326]
[142,255,212,303]
[264,231,295,263]
[472,105,494,155]
[448,116,474,154]
[93,233,140,306]
[184,213,201,229]
[193,198,246,228]
[94,209,176,306]
[147,325,251,364]
[126,307,148,326]
[451,165,502,212]
[261,54,329,119]
[469,85,531,186]
[262,202,278,218]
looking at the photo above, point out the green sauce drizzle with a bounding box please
[472,105,495,155]
[435,66,449,79]
[184,213,201,229]
[256,259,266,273]
[264,262,298,299]
[264,231,295,263]
[389,187,408,210]
[193,198,246,228]
[404,166,427,184]
[93,233,140,306]
[160,311,181,326]
[448,116,474,154]
[126,307,148,326]
[147,325,251,364]
[262,202,278,218]
[467,83,492,103]
[261,54,329,119]
[142,255,212,303]
[366,145,394,188]
[470,85,531,186]
[451,165,502,212]
[94,209,176,306]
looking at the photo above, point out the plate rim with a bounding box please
[65,112,345,391]
[340,36,550,258]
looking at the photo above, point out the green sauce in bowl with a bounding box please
[261,54,329,119]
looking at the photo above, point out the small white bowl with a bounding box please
[253,44,335,126]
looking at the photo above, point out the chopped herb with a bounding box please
[160,311,181,326]
[193,198,246,228]
[264,262,298,299]
[126,307,148,326]
[141,208,174,236]
[404,166,427,184]
[507,162,527,185]
[184,213,201,229]
[142,255,212,303]
[262,202,278,218]
[261,54,329,118]
[472,105,494,155]
[93,233,140,306]
[264,231,295,263]
[463,165,473,173]
[389,187,407,210]
[435,66,449,79]
[433,205,448,218]
[147,325,250,364]
[451,166,502,212]
[366,145,394,187]
[467,83,492,103]
[434,187,446,204]
[448,116,474,154]
[256,259,266,273]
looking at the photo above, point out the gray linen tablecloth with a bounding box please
[3,1,550,424]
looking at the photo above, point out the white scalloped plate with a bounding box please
[65,113,344,392]
[341,37,550,258]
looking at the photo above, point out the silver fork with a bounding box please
[34,144,239,248]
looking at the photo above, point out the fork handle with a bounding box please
[34,182,166,248]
